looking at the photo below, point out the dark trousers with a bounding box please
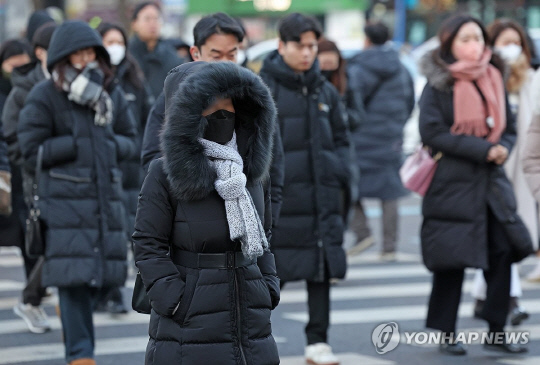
[281,279,331,345]
[58,286,97,363]
[22,256,46,306]
[426,208,513,333]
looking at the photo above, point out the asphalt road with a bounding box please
[1,196,539,365]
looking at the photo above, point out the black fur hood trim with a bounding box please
[161,62,277,201]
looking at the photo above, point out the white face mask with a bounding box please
[106,44,126,66]
[496,44,522,63]
[236,50,246,65]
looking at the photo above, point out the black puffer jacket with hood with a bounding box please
[17,21,138,287]
[133,61,280,365]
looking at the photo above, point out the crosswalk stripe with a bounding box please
[498,357,540,364]
[282,298,540,325]
[0,311,149,336]
[280,353,395,365]
[0,335,288,364]
[0,256,23,268]
[0,280,23,291]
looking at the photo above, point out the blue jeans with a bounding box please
[58,286,97,363]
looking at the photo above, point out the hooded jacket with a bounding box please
[140,69,285,229]
[418,50,530,271]
[259,50,350,282]
[133,62,280,365]
[348,45,415,200]
[17,21,138,287]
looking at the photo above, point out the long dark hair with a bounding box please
[97,22,145,90]
[317,38,347,95]
[488,18,532,64]
[437,14,505,74]
[52,50,115,91]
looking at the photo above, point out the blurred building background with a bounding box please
[2,0,540,50]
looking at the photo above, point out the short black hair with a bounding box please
[278,13,322,43]
[364,22,390,45]
[193,13,244,49]
[131,1,161,21]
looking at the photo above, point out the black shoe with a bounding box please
[105,300,128,315]
[484,342,528,354]
[510,307,529,326]
[439,342,467,355]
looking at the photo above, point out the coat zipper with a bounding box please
[234,270,248,365]
[304,85,325,282]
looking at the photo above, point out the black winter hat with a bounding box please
[26,10,55,43]
[0,39,32,65]
[32,23,57,51]
[46,20,110,71]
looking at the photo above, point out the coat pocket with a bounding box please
[172,270,199,326]
[46,167,95,199]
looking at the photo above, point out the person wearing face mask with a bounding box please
[140,12,285,235]
[317,38,364,226]
[469,18,536,328]
[419,15,531,355]
[17,21,138,365]
[133,61,280,365]
[96,22,153,315]
[1,22,57,335]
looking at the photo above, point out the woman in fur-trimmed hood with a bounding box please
[418,15,531,356]
[133,61,280,365]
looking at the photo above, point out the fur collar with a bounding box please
[161,62,277,201]
[419,50,454,92]
[420,48,508,93]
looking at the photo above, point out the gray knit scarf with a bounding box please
[199,133,269,260]
[52,61,113,127]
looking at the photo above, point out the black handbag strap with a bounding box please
[30,146,43,217]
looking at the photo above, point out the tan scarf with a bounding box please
[448,49,506,144]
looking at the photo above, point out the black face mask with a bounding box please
[203,109,236,145]
[321,70,334,81]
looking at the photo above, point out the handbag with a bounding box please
[400,145,442,196]
[25,146,44,259]
[132,271,151,314]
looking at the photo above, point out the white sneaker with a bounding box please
[13,302,51,334]
[305,343,340,365]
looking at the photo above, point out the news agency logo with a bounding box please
[372,322,530,354]
[372,322,400,354]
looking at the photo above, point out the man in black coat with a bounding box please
[128,2,184,100]
[347,22,415,260]
[140,12,285,225]
[259,13,350,365]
